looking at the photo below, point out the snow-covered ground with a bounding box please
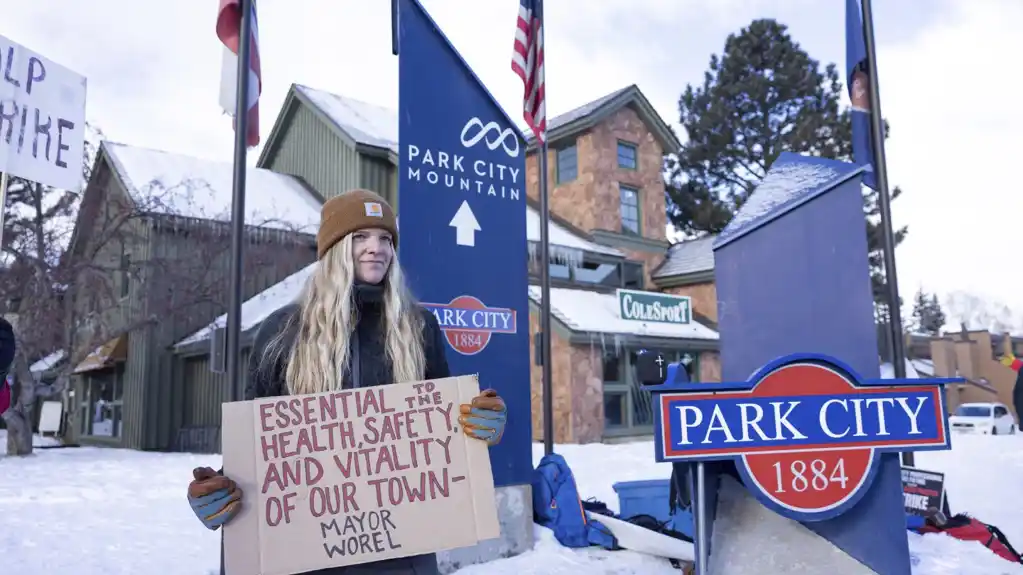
[0,431,1021,574]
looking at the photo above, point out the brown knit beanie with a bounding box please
[317,189,398,259]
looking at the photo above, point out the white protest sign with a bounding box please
[222,375,500,575]
[0,35,87,191]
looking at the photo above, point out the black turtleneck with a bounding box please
[233,283,451,575]
[244,282,450,400]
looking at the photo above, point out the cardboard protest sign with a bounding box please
[222,375,500,575]
[0,34,87,191]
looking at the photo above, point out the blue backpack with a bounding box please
[532,453,617,550]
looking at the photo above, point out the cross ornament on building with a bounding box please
[655,354,665,379]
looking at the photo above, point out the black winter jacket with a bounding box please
[243,284,449,575]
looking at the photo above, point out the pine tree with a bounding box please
[666,18,907,311]
[923,293,947,335]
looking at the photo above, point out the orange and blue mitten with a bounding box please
[459,389,507,446]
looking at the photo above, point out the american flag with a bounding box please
[217,0,262,148]
[511,0,546,143]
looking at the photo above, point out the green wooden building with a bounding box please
[64,142,322,449]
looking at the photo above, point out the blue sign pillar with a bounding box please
[665,153,954,575]
[397,0,531,490]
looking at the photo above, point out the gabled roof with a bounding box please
[652,235,716,280]
[257,85,625,263]
[68,143,323,259]
[258,84,400,167]
[526,85,681,153]
[102,142,322,233]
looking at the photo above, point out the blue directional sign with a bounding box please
[651,353,956,522]
[397,0,531,487]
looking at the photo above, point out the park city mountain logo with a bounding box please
[404,118,522,202]
[459,117,519,158]
[421,295,517,355]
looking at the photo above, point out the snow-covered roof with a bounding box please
[103,142,322,233]
[526,207,623,260]
[654,235,716,279]
[295,85,398,154]
[178,274,717,348]
[528,285,719,340]
[30,349,66,373]
[175,263,317,347]
[879,359,921,379]
[714,153,864,249]
[911,358,934,376]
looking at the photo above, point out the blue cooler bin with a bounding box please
[612,479,694,539]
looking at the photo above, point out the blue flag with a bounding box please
[845,0,877,189]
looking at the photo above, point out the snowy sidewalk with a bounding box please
[0,432,1020,574]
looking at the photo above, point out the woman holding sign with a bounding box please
[186,189,508,574]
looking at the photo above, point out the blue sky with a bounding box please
[4,0,1022,320]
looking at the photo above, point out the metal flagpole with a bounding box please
[536,0,555,457]
[391,0,399,56]
[0,172,8,249]
[220,2,253,573]
[225,0,253,405]
[694,461,708,573]
[859,0,912,466]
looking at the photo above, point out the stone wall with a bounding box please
[664,282,719,322]
[528,309,575,443]
[699,351,722,382]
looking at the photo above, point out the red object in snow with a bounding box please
[919,516,1022,564]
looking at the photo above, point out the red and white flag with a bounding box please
[217,0,262,148]
[511,0,546,143]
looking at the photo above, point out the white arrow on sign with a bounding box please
[449,200,481,247]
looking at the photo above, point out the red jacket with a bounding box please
[0,377,10,415]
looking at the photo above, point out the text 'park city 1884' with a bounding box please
[404,116,523,203]
[651,354,955,521]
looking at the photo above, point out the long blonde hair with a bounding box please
[265,234,426,395]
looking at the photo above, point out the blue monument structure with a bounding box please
[396,0,533,569]
[651,153,958,574]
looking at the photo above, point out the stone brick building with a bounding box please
[521,85,721,443]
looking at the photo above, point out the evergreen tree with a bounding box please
[666,18,907,311]
[924,293,947,335]
[910,288,946,336]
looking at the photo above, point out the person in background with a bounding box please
[185,189,508,575]
[0,316,16,415]
[1000,353,1023,430]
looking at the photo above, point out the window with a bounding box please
[82,371,123,438]
[622,262,644,289]
[617,141,637,170]
[954,405,991,417]
[556,144,578,184]
[994,405,1008,417]
[119,249,131,299]
[602,350,621,383]
[620,185,641,235]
